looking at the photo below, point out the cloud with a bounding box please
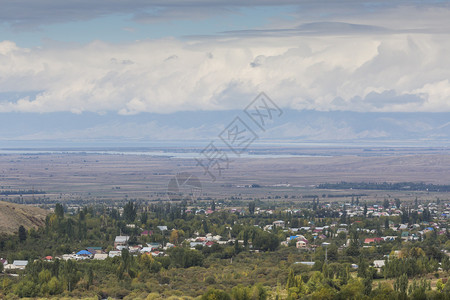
[1,28,450,114]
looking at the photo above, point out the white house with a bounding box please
[114,236,130,248]
[93,253,108,260]
[373,260,385,268]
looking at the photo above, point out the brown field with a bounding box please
[0,148,450,204]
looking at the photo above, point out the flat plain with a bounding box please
[0,147,449,204]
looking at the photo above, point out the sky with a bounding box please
[1,0,450,146]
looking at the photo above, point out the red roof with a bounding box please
[364,237,383,244]
[44,256,53,260]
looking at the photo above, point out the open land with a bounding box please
[1,147,450,204]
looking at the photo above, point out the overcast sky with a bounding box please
[1,0,450,116]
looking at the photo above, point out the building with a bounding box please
[108,251,122,258]
[373,260,385,268]
[114,236,130,248]
[273,220,285,228]
[93,253,108,260]
[296,239,308,249]
[6,260,29,270]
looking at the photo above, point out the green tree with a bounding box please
[251,283,267,300]
[252,231,279,251]
[436,279,444,292]
[231,285,251,300]
[248,202,256,215]
[55,203,64,218]
[394,273,408,295]
[123,201,136,223]
[48,276,62,295]
[18,225,27,242]
[202,288,231,300]
[14,279,37,298]
[140,212,148,225]
[363,275,373,296]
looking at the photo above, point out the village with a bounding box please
[2,197,449,276]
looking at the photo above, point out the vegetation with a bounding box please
[0,198,450,299]
[318,181,450,192]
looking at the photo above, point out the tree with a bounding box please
[231,285,250,300]
[202,288,230,300]
[0,260,3,273]
[140,212,148,225]
[394,273,408,295]
[48,277,62,295]
[248,202,256,215]
[363,275,373,296]
[211,200,216,211]
[123,201,136,223]
[55,203,64,218]
[436,279,444,292]
[169,230,180,245]
[383,198,390,209]
[363,204,367,217]
[252,231,279,251]
[18,225,27,242]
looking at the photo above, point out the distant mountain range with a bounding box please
[1,110,450,147]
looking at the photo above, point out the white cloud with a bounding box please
[1,30,450,114]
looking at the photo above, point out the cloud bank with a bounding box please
[1,27,450,114]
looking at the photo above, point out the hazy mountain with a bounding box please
[0,110,449,148]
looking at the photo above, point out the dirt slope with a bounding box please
[0,201,49,235]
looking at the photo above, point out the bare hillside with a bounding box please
[0,201,49,235]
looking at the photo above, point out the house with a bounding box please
[373,260,385,268]
[1,258,8,266]
[205,241,215,247]
[157,226,168,231]
[401,231,409,241]
[44,256,53,261]
[190,242,204,248]
[140,247,153,254]
[151,251,164,257]
[62,254,75,260]
[93,253,108,260]
[76,250,93,259]
[87,247,103,254]
[141,230,153,237]
[273,220,285,228]
[288,235,304,241]
[129,245,141,253]
[264,225,273,231]
[296,239,308,249]
[11,260,28,270]
[114,236,130,248]
[398,224,408,230]
[294,261,315,266]
[108,251,122,258]
[147,243,162,249]
[364,238,384,244]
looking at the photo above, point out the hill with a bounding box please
[0,201,49,235]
